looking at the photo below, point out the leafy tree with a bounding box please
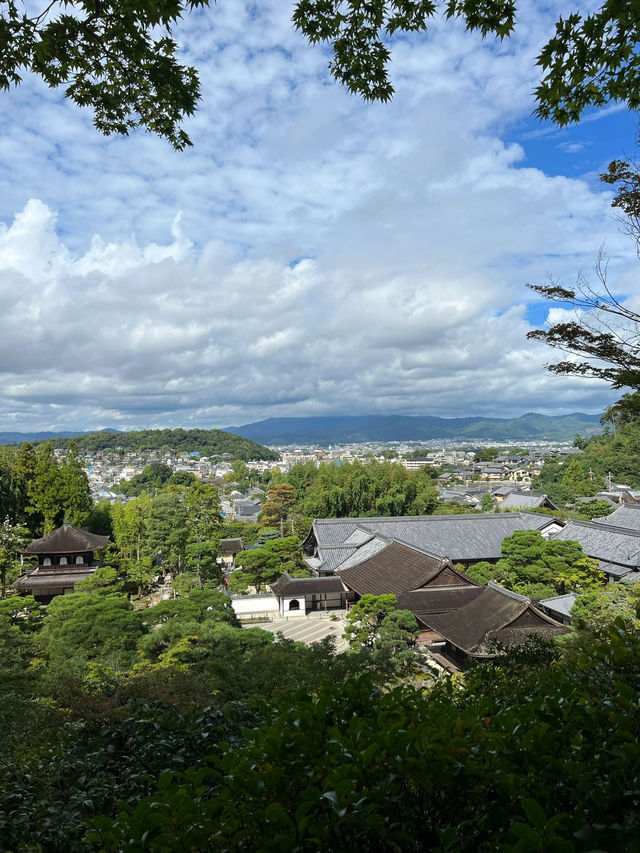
[93,627,640,853]
[3,1,640,152]
[38,593,147,665]
[293,0,640,129]
[474,447,501,463]
[111,494,152,564]
[184,480,221,543]
[235,536,309,591]
[344,593,398,649]
[74,566,124,595]
[60,441,92,527]
[167,471,196,487]
[119,462,173,497]
[480,492,494,512]
[572,583,640,629]
[28,443,64,534]
[184,542,221,586]
[146,492,188,571]
[234,549,279,593]
[467,530,603,597]
[0,594,41,629]
[0,518,30,599]
[375,609,419,655]
[227,570,252,595]
[261,484,296,536]
[561,457,604,497]
[574,499,615,520]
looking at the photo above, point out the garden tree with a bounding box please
[575,498,617,520]
[343,593,399,649]
[226,570,252,595]
[561,456,604,497]
[292,515,313,542]
[59,441,91,527]
[0,518,30,599]
[111,493,152,564]
[572,582,640,630]
[374,609,419,655]
[256,526,280,545]
[86,498,113,536]
[234,549,279,593]
[467,530,603,598]
[146,492,189,571]
[119,462,173,497]
[184,542,221,586]
[480,492,494,512]
[167,470,196,487]
[38,593,147,666]
[74,566,124,595]
[171,571,201,597]
[184,480,221,543]
[28,443,64,534]
[235,536,309,591]
[0,594,41,628]
[474,447,501,463]
[139,588,239,629]
[261,483,296,536]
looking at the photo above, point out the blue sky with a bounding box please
[0,0,638,432]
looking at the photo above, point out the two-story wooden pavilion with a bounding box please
[11,522,110,602]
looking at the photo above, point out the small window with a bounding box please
[75,556,84,564]
[60,557,68,566]
[288,599,300,610]
[43,557,52,566]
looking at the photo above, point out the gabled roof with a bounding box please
[550,519,640,570]
[23,524,110,555]
[270,572,346,596]
[220,538,243,554]
[419,587,568,657]
[499,492,558,511]
[538,593,577,620]
[12,565,97,589]
[337,541,448,597]
[309,512,557,568]
[593,503,640,532]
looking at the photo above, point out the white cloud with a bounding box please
[0,0,636,432]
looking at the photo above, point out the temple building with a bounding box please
[11,522,110,602]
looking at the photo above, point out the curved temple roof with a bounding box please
[23,523,110,555]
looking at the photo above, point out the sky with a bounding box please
[0,0,638,433]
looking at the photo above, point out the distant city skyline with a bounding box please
[0,0,637,432]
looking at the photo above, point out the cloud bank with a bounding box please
[0,0,636,431]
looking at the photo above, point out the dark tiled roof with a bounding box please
[312,512,555,566]
[24,524,109,555]
[270,572,346,596]
[220,538,243,553]
[593,503,640,531]
[398,585,484,615]
[338,542,446,596]
[499,493,558,511]
[551,519,640,569]
[12,566,97,589]
[419,587,567,656]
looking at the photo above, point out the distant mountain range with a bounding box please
[227,413,604,444]
[0,429,120,445]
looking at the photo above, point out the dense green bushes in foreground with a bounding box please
[1,614,639,851]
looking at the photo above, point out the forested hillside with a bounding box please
[45,428,279,461]
[533,421,640,502]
